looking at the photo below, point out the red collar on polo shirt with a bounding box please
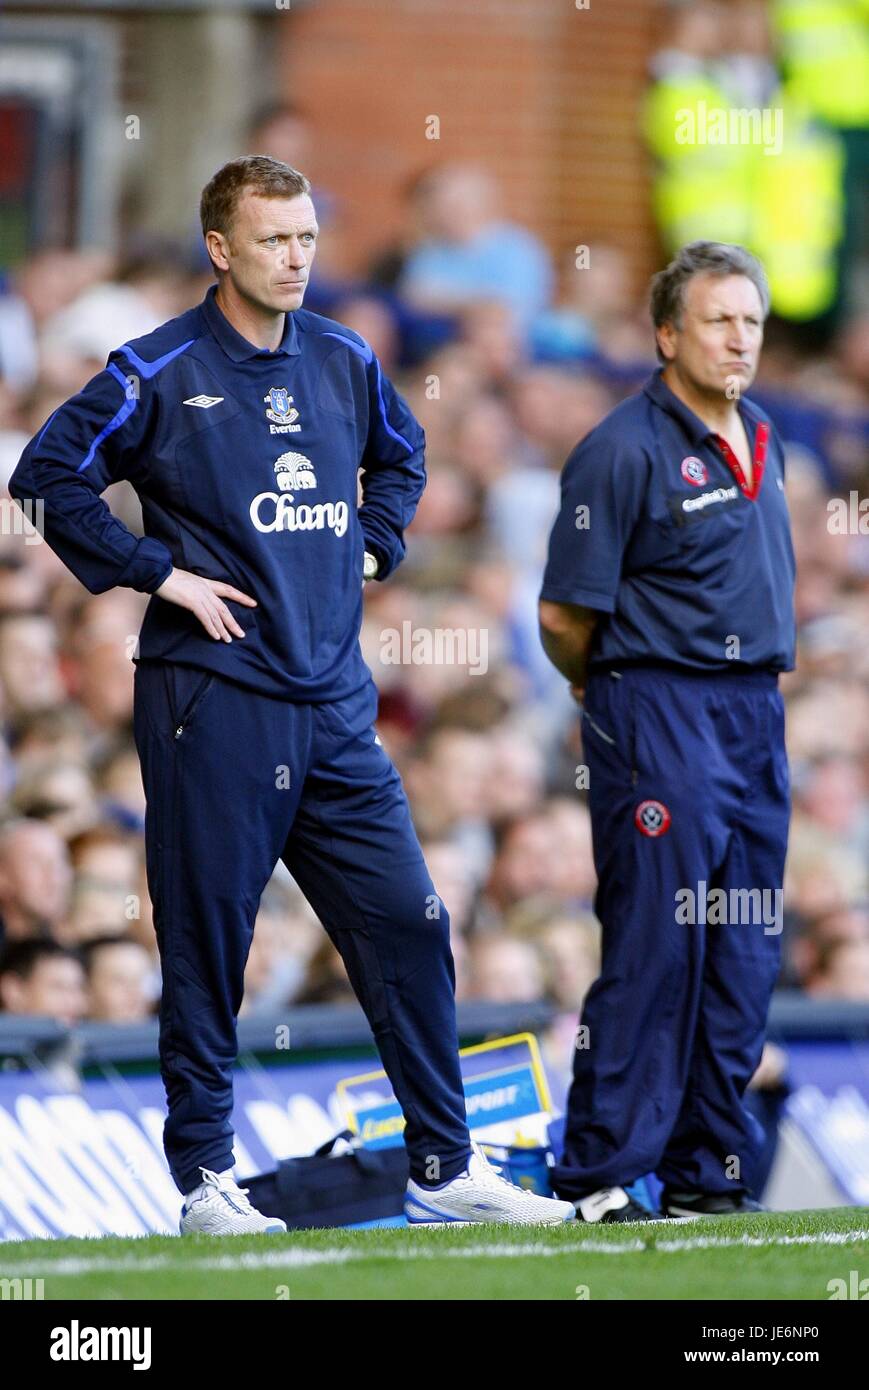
[713,421,770,501]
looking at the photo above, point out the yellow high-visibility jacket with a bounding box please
[749,91,845,319]
[642,72,845,319]
[642,70,753,249]
[773,0,869,129]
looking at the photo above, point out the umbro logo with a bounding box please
[183,395,224,409]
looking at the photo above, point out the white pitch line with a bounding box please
[656,1230,869,1252]
[2,1228,868,1277]
[0,1243,641,1276]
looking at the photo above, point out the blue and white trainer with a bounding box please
[405,1143,575,1226]
[179,1167,287,1236]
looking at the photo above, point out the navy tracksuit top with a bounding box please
[9,284,426,700]
[540,368,796,673]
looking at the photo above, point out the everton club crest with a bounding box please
[263,387,301,434]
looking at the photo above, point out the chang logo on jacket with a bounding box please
[249,451,349,536]
[274,451,316,491]
[263,387,301,433]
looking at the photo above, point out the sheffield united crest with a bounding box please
[634,799,672,837]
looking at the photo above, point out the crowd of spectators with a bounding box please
[0,105,866,1042]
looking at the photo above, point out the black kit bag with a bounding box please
[240,1132,410,1229]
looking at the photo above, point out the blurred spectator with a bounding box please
[396,163,554,334]
[0,818,72,948]
[468,935,545,1004]
[787,906,869,990]
[482,812,562,919]
[9,705,92,774]
[331,294,400,373]
[82,935,155,1024]
[422,839,478,937]
[503,900,601,1012]
[0,611,66,725]
[0,249,112,391]
[510,367,616,469]
[295,937,356,1007]
[10,759,101,842]
[66,617,139,736]
[543,800,597,906]
[0,553,50,614]
[0,939,87,1027]
[794,755,869,861]
[805,937,869,1002]
[535,914,600,1012]
[530,244,646,366]
[94,738,147,833]
[38,241,190,385]
[404,726,493,874]
[242,879,322,1015]
[66,826,141,944]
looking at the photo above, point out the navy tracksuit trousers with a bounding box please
[132,660,472,1195]
[552,664,790,1202]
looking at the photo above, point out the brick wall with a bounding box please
[280,0,662,293]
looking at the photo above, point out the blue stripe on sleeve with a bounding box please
[75,339,195,473]
[116,338,196,379]
[77,363,140,473]
[322,330,414,456]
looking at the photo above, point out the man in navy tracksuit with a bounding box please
[539,242,795,1223]
[9,157,572,1233]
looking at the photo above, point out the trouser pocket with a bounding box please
[166,665,218,738]
[581,671,638,784]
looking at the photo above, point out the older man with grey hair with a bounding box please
[539,242,796,1223]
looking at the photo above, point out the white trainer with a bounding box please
[179,1167,287,1236]
[405,1142,575,1226]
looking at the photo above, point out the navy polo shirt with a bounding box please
[540,367,796,672]
[9,284,426,700]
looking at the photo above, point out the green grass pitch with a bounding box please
[2,1207,867,1300]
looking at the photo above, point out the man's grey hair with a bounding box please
[649,242,771,364]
